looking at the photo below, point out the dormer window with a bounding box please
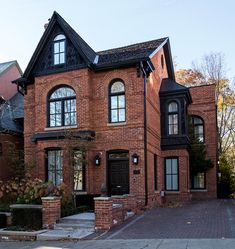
[168,101,179,135]
[53,34,66,65]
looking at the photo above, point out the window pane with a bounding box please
[60,53,65,64]
[168,102,178,112]
[64,100,71,113]
[172,175,178,190]
[54,54,59,65]
[48,151,55,170]
[55,114,62,126]
[54,34,65,41]
[119,109,125,122]
[50,102,55,114]
[70,112,76,125]
[111,110,118,122]
[55,101,61,114]
[111,81,124,93]
[193,173,205,188]
[56,171,63,185]
[60,41,65,52]
[74,151,84,191]
[48,171,55,183]
[166,175,172,190]
[118,95,125,108]
[50,114,56,127]
[166,159,171,174]
[64,113,71,125]
[54,42,59,53]
[173,124,178,134]
[71,99,76,112]
[111,96,117,109]
[50,87,75,99]
[172,159,178,174]
[194,117,203,125]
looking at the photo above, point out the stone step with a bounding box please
[55,222,95,230]
[59,218,95,226]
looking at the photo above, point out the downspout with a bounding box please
[140,61,148,206]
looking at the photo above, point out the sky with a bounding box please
[0,0,234,78]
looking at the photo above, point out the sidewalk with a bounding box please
[1,239,235,249]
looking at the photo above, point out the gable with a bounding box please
[32,24,86,77]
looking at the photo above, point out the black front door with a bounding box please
[108,158,129,196]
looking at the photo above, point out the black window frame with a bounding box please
[73,150,86,192]
[109,79,126,123]
[190,172,206,190]
[0,143,2,157]
[154,154,157,191]
[47,86,76,128]
[45,148,63,186]
[167,101,179,136]
[53,34,66,65]
[191,116,205,143]
[164,157,179,191]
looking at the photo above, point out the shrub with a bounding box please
[0,176,62,205]
[11,207,42,231]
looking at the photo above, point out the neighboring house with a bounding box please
[0,61,24,180]
[13,12,217,206]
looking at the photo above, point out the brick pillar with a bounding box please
[41,196,61,229]
[94,197,113,231]
[124,194,137,213]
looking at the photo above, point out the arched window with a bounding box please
[48,86,76,127]
[168,101,179,135]
[192,116,204,142]
[53,34,66,65]
[109,80,126,123]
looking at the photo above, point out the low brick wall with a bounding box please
[94,195,137,231]
[41,196,61,229]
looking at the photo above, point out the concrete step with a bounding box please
[55,222,94,230]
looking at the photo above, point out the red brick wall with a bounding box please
[0,133,23,180]
[188,84,217,199]
[24,67,147,203]
[0,65,20,100]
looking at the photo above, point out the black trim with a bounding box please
[190,115,205,143]
[31,130,95,143]
[167,100,180,136]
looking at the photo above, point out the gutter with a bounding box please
[140,61,148,206]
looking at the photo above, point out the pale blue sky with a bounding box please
[0,0,234,78]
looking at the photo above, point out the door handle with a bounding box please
[116,186,121,188]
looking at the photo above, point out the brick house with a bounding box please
[0,61,24,180]
[13,12,217,207]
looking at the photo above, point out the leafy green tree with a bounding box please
[218,155,235,198]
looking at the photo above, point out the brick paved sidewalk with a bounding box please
[103,199,235,239]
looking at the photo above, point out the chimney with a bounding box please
[44,18,51,30]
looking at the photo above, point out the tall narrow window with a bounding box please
[109,80,126,123]
[154,154,157,191]
[165,158,178,191]
[73,151,85,191]
[0,143,2,157]
[168,101,179,135]
[191,116,204,143]
[54,34,66,65]
[47,150,63,186]
[48,86,76,127]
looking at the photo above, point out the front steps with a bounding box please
[37,212,95,240]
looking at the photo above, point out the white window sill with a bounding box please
[107,122,126,127]
[190,189,207,192]
[44,125,78,131]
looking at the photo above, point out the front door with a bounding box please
[108,151,129,196]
